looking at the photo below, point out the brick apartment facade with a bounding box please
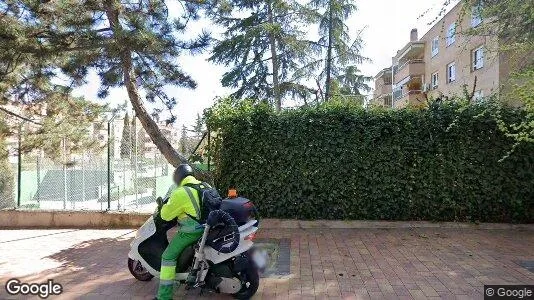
[372,1,516,108]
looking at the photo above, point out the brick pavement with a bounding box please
[0,227,533,299]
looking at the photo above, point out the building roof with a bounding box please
[374,67,392,79]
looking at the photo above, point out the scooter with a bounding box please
[127,194,267,299]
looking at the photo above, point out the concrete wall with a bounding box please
[0,209,150,228]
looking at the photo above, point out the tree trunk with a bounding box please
[104,1,187,167]
[324,0,334,101]
[267,0,281,111]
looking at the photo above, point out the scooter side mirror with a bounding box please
[156,197,163,208]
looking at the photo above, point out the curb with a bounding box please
[0,209,532,230]
[260,219,534,230]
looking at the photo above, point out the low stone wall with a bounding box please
[0,209,150,228]
[1,209,533,230]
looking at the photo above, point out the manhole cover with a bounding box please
[516,261,534,273]
[255,239,290,278]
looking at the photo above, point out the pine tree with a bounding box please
[137,126,148,157]
[335,65,371,103]
[0,0,210,166]
[306,0,370,101]
[180,125,187,155]
[209,0,317,109]
[192,113,203,136]
[0,6,104,157]
[120,112,131,159]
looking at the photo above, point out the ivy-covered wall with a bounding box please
[207,101,534,223]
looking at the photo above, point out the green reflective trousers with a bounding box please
[156,230,202,300]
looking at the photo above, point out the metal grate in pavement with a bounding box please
[516,260,534,273]
[255,238,291,278]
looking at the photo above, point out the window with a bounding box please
[471,4,482,27]
[384,95,392,107]
[431,37,439,57]
[393,86,403,100]
[474,90,484,101]
[473,46,484,70]
[447,62,456,83]
[446,23,456,46]
[431,72,439,89]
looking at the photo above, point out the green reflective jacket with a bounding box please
[160,175,202,233]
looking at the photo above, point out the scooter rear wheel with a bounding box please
[128,258,155,281]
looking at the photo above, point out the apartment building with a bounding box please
[122,117,179,158]
[371,67,392,107]
[375,1,510,108]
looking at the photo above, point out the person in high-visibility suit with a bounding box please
[156,164,203,300]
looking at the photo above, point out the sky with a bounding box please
[72,0,458,130]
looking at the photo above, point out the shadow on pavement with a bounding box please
[8,236,231,299]
[6,236,157,299]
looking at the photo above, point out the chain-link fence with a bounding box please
[1,113,209,213]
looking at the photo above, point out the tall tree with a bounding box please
[21,95,105,157]
[307,0,370,101]
[192,113,203,136]
[1,5,105,157]
[335,65,371,97]
[209,0,317,110]
[120,112,131,159]
[136,126,148,157]
[180,125,187,155]
[1,0,209,167]
[130,115,148,157]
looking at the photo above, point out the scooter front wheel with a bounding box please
[128,258,155,281]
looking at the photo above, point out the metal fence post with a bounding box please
[207,129,211,171]
[121,159,125,211]
[17,124,22,207]
[134,116,138,208]
[81,151,85,203]
[107,116,115,211]
[154,151,157,198]
[36,150,41,205]
[63,137,67,210]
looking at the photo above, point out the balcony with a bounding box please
[396,41,425,61]
[374,67,392,98]
[392,76,425,108]
[374,84,392,98]
[394,59,425,84]
[393,90,425,108]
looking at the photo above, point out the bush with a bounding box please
[207,100,534,223]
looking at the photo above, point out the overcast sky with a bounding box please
[73,0,458,129]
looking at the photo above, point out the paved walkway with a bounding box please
[0,227,533,299]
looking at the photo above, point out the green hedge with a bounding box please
[207,101,534,223]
